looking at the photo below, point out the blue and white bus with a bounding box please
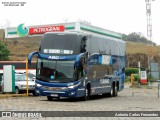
[28,23,126,101]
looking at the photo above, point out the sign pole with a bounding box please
[26,58,29,97]
[158,84,159,98]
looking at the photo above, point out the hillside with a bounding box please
[6,38,160,61]
[5,36,41,60]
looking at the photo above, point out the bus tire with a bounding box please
[82,86,90,101]
[32,91,38,96]
[47,96,53,101]
[109,84,114,97]
[113,83,118,97]
[115,84,118,96]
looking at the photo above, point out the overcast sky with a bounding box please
[0,0,160,45]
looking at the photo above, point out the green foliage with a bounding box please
[122,32,156,45]
[125,68,139,76]
[125,76,130,83]
[133,74,140,82]
[0,42,10,60]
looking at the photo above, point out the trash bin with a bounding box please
[140,71,147,84]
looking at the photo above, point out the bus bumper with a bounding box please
[35,86,85,98]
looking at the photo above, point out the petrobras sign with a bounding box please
[5,24,65,38]
[29,26,65,35]
[17,24,65,37]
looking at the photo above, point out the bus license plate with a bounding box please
[51,94,58,97]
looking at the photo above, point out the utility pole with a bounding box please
[146,0,153,45]
[145,0,155,67]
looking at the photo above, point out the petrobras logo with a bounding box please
[17,24,29,37]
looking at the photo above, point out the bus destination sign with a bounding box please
[43,49,73,54]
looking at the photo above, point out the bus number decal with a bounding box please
[100,79,109,84]
[48,56,59,59]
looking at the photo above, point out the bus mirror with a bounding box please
[80,36,87,53]
[122,67,125,73]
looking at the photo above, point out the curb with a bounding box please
[0,94,27,99]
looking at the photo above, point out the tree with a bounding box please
[0,42,10,60]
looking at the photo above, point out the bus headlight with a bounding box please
[68,82,81,89]
[68,86,74,89]
[36,83,42,87]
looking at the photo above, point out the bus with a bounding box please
[28,23,126,101]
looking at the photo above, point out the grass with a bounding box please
[5,36,41,60]
[126,42,160,56]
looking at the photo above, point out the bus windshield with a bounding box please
[40,33,82,55]
[36,58,75,83]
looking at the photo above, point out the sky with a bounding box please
[0,0,160,45]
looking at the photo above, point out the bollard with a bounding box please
[131,74,134,87]
[131,74,134,96]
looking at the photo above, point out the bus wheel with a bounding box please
[47,96,53,101]
[113,83,118,97]
[32,91,36,96]
[114,84,118,96]
[109,84,114,97]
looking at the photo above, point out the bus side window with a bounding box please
[122,67,125,73]
[109,67,113,75]
[104,66,113,76]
